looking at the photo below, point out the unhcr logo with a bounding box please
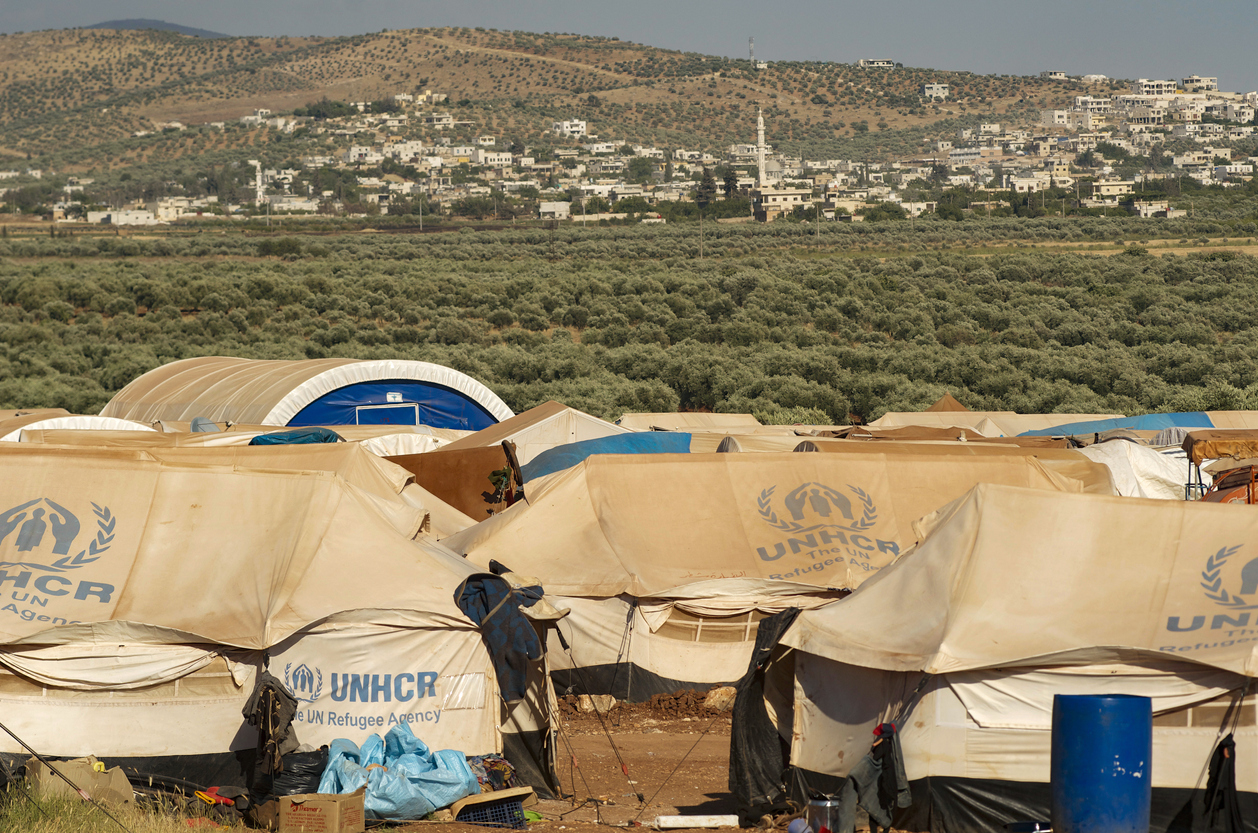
[1164,545,1258,636]
[0,499,114,572]
[0,498,118,612]
[284,663,324,703]
[755,482,899,564]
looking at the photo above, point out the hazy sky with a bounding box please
[3,1,1256,92]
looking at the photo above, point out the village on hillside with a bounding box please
[4,68,1258,226]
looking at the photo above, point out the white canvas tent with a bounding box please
[445,452,1109,700]
[439,400,630,465]
[752,484,1258,832]
[0,444,547,787]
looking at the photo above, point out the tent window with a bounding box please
[443,672,487,710]
[1153,691,1256,729]
[656,610,770,644]
[0,657,243,701]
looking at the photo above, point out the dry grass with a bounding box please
[0,790,242,833]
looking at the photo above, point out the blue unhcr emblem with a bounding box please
[0,499,114,572]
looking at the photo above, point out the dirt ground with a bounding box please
[400,691,748,833]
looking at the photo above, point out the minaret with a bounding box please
[756,108,767,187]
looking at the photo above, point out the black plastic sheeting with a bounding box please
[503,729,558,799]
[786,774,1258,833]
[550,663,735,703]
[0,750,252,792]
[728,607,801,822]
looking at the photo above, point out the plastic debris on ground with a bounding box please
[316,722,479,820]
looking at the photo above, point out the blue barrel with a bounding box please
[1051,694,1152,833]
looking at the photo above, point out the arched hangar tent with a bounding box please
[445,451,1108,700]
[100,357,514,431]
[738,484,1258,832]
[0,444,551,789]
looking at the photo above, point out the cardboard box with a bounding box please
[27,756,133,805]
[277,788,365,833]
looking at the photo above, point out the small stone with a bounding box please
[704,686,737,712]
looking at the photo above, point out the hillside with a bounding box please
[0,27,1111,172]
[86,20,229,39]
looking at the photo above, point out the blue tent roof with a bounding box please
[1018,412,1213,437]
[521,433,692,482]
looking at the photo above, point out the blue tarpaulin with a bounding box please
[520,432,692,482]
[317,723,479,820]
[1018,412,1213,437]
[248,427,344,446]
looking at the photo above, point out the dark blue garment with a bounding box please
[249,427,344,446]
[520,432,692,481]
[287,379,500,430]
[1018,412,1212,437]
[455,574,543,703]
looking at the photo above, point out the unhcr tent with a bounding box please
[445,451,1107,699]
[12,437,476,538]
[100,357,513,431]
[743,484,1258,832]
[0,444,542,786]
[439,401,630,465]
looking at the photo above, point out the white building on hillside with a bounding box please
[552,120,587,138]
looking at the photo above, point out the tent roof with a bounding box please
[1183,430,1258,465]
[614,412,762,432]
[99,356,513,427]
[438,400,629,464]
[783,483,1258,676]
[868,412,1125,436]
[0,444,478,647]
[0,415,153,443]
[444,451,1100,598]
[520,432,691,481]
[925,393,969,412]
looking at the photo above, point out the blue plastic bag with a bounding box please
[317,723,479,820]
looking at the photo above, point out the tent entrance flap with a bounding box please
[356,404,419,426]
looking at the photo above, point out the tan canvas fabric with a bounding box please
[0,444,479,646]
[444,451,1096,598]
[1205,412,1258,430]
[99,356,512,426]
[798,439,1114,493]
[1183,430,1258,465]
[388,446,515,521]
[439,401,629,465]
[868,412,1125,436]
[925,393,969,412]
[615,412,762,432]
[784,483,1258,676]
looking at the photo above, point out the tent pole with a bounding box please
[0,718,132,833]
